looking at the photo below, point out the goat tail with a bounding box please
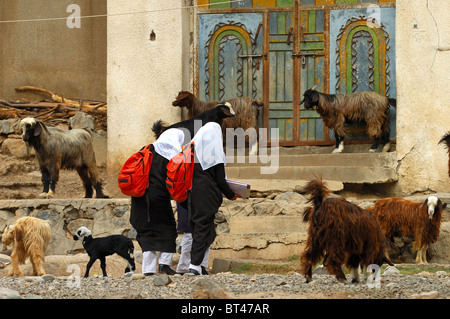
[387,98,396,108]
[439,132,450,149]
[151,120,170,139]
[302,177,330,210]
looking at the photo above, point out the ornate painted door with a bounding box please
[196,0,396,145]
[198,13,263,102]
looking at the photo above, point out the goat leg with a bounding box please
[77,166,94,198]
[84,257,96,278]
[332,135,344,153]
[369,136,380,153]
[99,256,108,277]
[9,252,23,277]
[40,167,51,198]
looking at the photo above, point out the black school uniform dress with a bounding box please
[130,145,177,252]
[188,122,236,267]
[189,162,235,265]
[129,129,185,255]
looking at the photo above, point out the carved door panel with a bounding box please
[198,13,263,103]
[329,7,396,140]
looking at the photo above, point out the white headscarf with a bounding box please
[153,128,185,160]
[191,122,226,170]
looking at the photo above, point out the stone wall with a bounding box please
[106,0,192,197]
[1,194,449,264]
[395,0,450,194]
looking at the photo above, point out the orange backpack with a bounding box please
[166,142,195,202]
[118,144,153,197]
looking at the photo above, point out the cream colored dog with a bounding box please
[2,217,51,277]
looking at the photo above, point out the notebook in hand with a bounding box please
[226,179,251,199]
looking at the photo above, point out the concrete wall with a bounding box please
[106,0,191,197]
[395,0,450,194]
[0,0,106,101]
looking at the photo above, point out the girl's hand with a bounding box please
[231,193,242,200]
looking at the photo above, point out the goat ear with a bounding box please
[219,104,234,118]
[34,122,43,137]
[14,226,23,242]
[421,198,428,210]
[311,91,319,104]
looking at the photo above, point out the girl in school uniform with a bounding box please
[130,128,185,275]
[188,122,240,275]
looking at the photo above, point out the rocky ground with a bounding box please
[0,267,449,300]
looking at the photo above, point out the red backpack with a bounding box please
[166,142,195,202]
[118,144,153,197]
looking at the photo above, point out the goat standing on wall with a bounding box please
[368,196,446,264]
[19,117,108,199]
[300,86,396,153]
[172,91,262,155]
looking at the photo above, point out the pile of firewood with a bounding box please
[0,86,107,130]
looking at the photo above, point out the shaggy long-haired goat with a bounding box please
[439,132,450,177]
[19,117,107,199]
[300,87,396,153]
[369,196,446,264]
[2,216,51,277]
[172,91,262,155]
[152,102,235,145]
[300,178,392,283]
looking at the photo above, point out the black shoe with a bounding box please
[201,266,209,275]
[188,268,201,275]
[159,264,176,275]
[143,273,155,276]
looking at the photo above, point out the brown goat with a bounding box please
[369,196,446,264]
[439,132,450,177]
[300,178,392,283]
[301,87,396,153]
[2,216,51,277]
[172,91,263,155]
[19,117,107,199]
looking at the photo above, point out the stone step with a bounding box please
[210,232,307,261]
[226,165,397,183]
[242,179,344,194]
[226,152,398,167]
[225,152,398,184]
[228,216,307,234]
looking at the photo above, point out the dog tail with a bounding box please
[151,119,170,139]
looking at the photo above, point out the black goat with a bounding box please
[73,226,135,278]
[152,102,234,144]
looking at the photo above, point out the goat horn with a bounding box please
[310,85,317,90]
